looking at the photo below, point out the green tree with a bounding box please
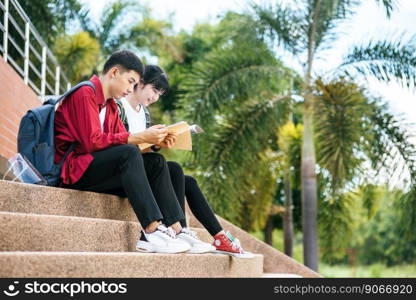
[179,13,296,228]
[54,31,100,82]
[251,0,415,270]
[278,122,303,256]
[77,0,143,64]
[17,0,84,46]
[313,77,416,263]
[53,0,143,83]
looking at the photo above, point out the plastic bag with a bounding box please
[1,153,47,185]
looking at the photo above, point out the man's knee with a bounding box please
[167,161,184,177]
[144,152,166,169]
[119,144,141,161]
[185,175,198,186]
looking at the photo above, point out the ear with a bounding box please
[108,66,120,79]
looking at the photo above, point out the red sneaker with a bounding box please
[212,231,254,258]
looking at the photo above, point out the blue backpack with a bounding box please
[17,81,95,186]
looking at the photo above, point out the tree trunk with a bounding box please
[283,169,294,257]
[301,103,318,271]
[264,215,274,246]
[300,0,321,272]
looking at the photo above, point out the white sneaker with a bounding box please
[176,227,216,254]
[136,224,191,254]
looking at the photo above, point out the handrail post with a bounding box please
[23,22,30,84]
[55,66,60,95]
[3,0,9,62]
[40,46,46,101]
[1,0,71,98]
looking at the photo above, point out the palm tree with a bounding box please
[53,0,141,82]
[314,76,416,264]
[251,0,415,270]
[180,30,296,226]
[54,32,100,82]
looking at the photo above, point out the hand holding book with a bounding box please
[138,121,203,151]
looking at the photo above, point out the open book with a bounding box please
[138,121,204,151]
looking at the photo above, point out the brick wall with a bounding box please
[0,56,41,158]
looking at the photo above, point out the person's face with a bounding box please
[108,67,140,99]
[136,83,163,107]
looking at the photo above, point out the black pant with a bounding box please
[167,161,223,236]
[65,145,185,228]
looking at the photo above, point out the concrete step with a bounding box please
[0,180,320,277]
[0,252,263,278]
[0,179,190,225]
[189,212,321,278]
[0,211,213,252]
[0,180,137,222]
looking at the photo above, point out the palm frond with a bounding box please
[99,0,136,54]
[311,0,360,51]
[374,0,400,18]
[359,99,416,242]
[364,100,416,185]
[194,95,292,221]
[339,35,416,89]
[250,1,307,55]
[314,77,369,192]
[181,42,294,130]
[358,184,383,219]
[76,7,97,37]
[397,188,416,240]
[319,191,357,263]
[54,32,100,82]
[239,152,281,231]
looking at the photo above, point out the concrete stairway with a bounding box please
[0,180,318,278]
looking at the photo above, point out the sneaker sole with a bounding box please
[136,241,190,254]
[187,246,216,254]
[213,250,254,258]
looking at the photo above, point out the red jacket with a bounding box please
[54,75,130,184]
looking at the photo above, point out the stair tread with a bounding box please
[0,180,138,221]
[0,251,263,278]
[0,180,320,278]
[0,211,213,251]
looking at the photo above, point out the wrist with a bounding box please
[128,132,146,145]
[151,145,161,152]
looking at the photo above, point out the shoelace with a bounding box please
[181,228,198,239]
[225,231,242,251]
[158,225,177,239]
[231,237,242,250]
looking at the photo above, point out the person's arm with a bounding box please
[65,90,130,153]
[127,125,168,145]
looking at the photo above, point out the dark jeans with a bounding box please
[65,145,185,228]
[167,161,223,236]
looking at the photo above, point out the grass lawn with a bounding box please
[250,229,416,278]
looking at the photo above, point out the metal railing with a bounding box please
[0,0,71,101]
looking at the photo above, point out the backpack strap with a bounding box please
[44,81,96,106]
[50,81,96,165]
[58,142,76,167]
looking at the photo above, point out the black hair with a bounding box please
[142,65,169,93]
[103,50,144,78]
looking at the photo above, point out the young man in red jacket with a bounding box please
[54,50,190,253]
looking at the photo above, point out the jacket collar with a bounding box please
[89,75,107,106]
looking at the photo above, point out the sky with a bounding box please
[81,0,416,130]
